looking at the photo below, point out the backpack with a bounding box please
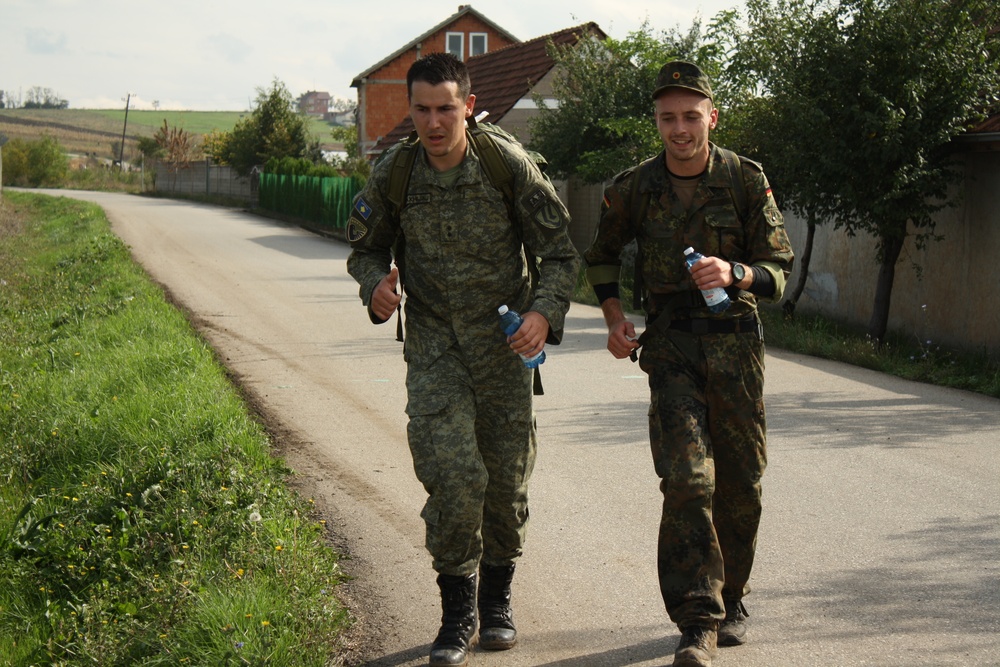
[627,146,750,310]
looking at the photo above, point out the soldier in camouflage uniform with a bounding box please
[584,61,794,667]
[346,53,579,667]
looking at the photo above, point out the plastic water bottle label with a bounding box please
[703,288,728,308]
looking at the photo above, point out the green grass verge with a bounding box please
[0,192,351,665]
[758,307,1000,398]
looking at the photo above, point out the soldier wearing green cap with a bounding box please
[584,60,794,667]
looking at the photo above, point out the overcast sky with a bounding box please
[3,0,740,111]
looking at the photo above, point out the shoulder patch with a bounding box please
[525,187,547,212]
[534,202,565,229]
[346,218,368,243]
[354,196,373,220]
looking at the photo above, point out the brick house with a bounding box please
[351,5,519,155]
[298,91,331,117]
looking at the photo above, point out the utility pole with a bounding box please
[119,93,132,169]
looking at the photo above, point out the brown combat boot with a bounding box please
[718,599,749,646]
[478,563,517,650]
[429,573,478,667]
[672,625,717,667]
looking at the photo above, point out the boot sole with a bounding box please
[428,633,478,666]
[479,637,516,651]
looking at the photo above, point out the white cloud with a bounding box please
[25,28,69,55]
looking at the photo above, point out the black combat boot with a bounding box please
[429,573,478,667]
[717,599,749,646]
[478,563,517,650]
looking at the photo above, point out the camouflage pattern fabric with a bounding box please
[347,133,579,575]
[639,328,766,629]
[584,143,793,628]
[584,143,794,319]
[407,341,536,575]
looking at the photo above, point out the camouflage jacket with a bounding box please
[584,143,794,319]
[347,132,580,366]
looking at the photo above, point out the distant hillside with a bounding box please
[0,109,342,163]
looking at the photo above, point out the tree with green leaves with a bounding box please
[329,125,370,180]
[728,0,1000,344]
[207,79,312,177]
[528,16,739,184]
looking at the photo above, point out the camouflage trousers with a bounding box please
[405,340,537,577]
[638,326,767,630]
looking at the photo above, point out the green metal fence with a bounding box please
[258,173,364,232]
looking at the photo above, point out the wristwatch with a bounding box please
[729,262,746,286]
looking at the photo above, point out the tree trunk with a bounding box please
[867,221,907,346]
[782,215,816,317]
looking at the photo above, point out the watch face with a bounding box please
[732,263,745,281]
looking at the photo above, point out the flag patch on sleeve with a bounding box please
[354,196,373,220]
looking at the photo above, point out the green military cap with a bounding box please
[651,61,713,102]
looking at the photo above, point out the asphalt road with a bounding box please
[33,190,1000,666]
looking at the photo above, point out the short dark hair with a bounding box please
[407,52,472,100]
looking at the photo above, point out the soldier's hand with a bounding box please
[371,267,401,322]
[689,255,731,290]
[608,320,639,360]
[508,311,549,358]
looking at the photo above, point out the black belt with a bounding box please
[666,314,758,334]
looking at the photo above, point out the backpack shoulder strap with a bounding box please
[467,117,517,215]
[382,132,419,343]
[629,156,658,310]
[715,146,749,224]
[385,131,419,220]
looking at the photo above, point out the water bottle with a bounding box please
[498,305,545,368]
[683,247,731,314]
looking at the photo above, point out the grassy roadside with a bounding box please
[0,192,350,665]
[572,271,1000,400]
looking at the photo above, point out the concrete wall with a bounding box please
[154,160,257,203]
[784,150,1000,355]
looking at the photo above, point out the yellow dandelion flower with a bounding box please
[275,545,284,551]
[261,620,271,627]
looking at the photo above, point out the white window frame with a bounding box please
[446,32,465,60]
[470,32,487,57]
